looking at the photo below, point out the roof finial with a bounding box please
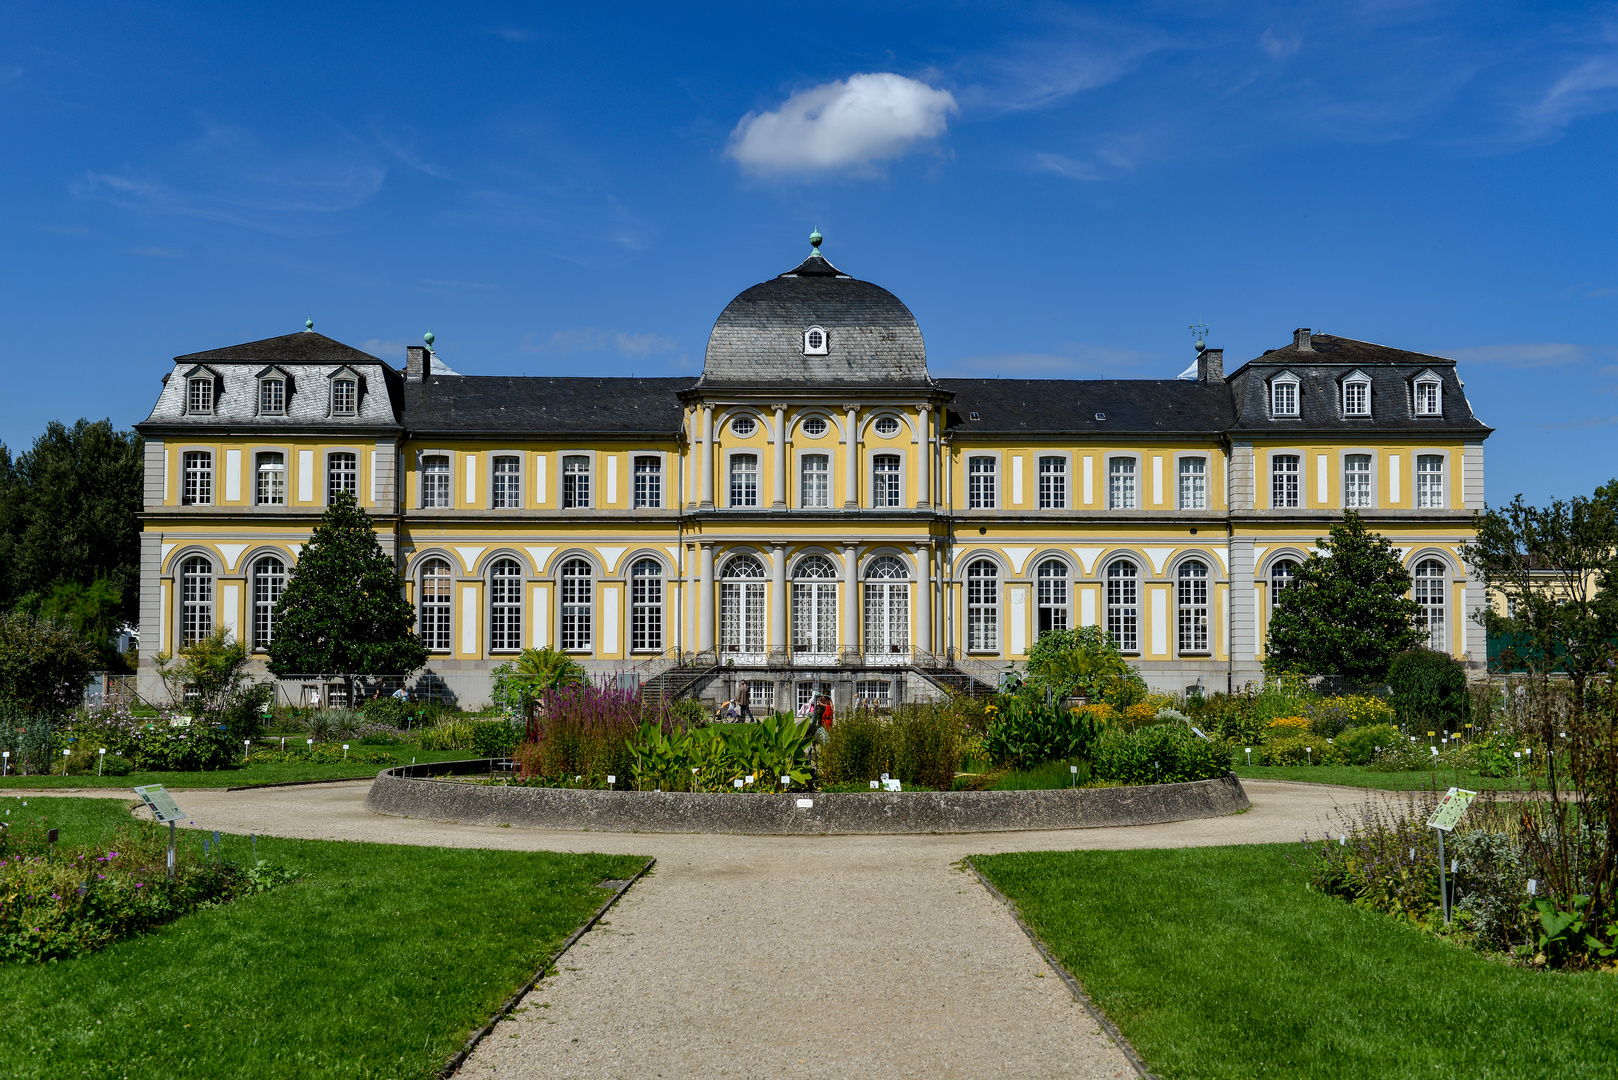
[1190,319,1208,354]
[424,330,435,352]
[305,318,314,332]
[809,228,823,256]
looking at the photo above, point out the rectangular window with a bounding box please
[259,379,284,415]
[800,454,829,508]
[1038,456,1066,509]
[1417,455,1444,509]
[328,452,358,502]
[1272,381,1296,416]
[1345,454,1372,509]
[331,378,357,416]
[1344,381,1370,416]
[729,454,759,507]
[1415,381,1441,416]
[968,457,996,509]
[633,456,662,509]
[256,452,285,505]
[562,455,591,508]
[1178,457,1207,510]
[854,680,890,708]
[182,451,213,505]
[421,455,451,508]
[630,562,663,651]
[1108,458,1136,510]
[492,455,521,508]
[1272,454,1300,508]
[188,378,213,415]
[872,454,901,508]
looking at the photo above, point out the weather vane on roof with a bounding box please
[1189,319,1209,354]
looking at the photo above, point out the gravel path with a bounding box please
[32,779,1362,1079]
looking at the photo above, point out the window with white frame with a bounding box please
[1106,560,1138,653]
[182,451,213,505]
[1038,456,1066,509]
[421,455,451,508]
[630,558,663,651]
[1037,559,1068,636]
[863,555,909,654]
[1272,454,1300,508]
[1415,379,1441,416]
[1271,558,1297,596]
[559,558,593,651]
[721,554,767,654]
[491,456,521,508]
[252,555,284,649]
[1177,560,1209,653]
[872,454,901,508]
[331,377,357,416]
[1271,376,1298,417]
[488,558,523,652]
[1343,375,1371,417]
[633,456,662,508]
[730,414,756,437]
[968,457,996,509]
[854,680,891,708]
[966,559,999,651]
[873,416,900,437]
[187,376,214,415]
[419,558,452,651]
[256,452,285,505]
[1178,457,1207,510]
[328,452,357,502]
[1413,559,1447,651]
[1345,454,1372,509]
[796,680,832,712]
[180,556,213,645]
[792,555,838,654]
[1416,455,1444,509]
[562,455,591,509]
[801,415,828,438]
[1108,457,1136,509]
[729,453,759,507]
[800,454,829,507]
[803,326,828,355]
[259,378,285,415]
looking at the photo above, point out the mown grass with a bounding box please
[1,797,647,1080]
[973,845,1618,1080]
[1234,763,1533,792]
[0,749,474,790]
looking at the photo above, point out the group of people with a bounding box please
[713,680,834,731]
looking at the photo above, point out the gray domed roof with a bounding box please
[700,250,931,387]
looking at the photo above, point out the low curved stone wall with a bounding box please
[364,763,1250,835]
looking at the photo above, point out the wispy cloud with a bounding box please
[1512,43,1618,143]
[492,28,531,42]
[727,73,957,175]
[419,278,499,291]
[359,338,409,360]
[1536,414,1618,430]
[1259,28,1302,59]
[959,18,1174,114]
[126,246,183,258]
[934,343,1158,378]
[522,328,678,358]
[1446,343,1591,368]
[1032,152,1100,181]
[376,131,450,179]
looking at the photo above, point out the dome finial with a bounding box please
[809,228,823,256]
[305,318,314,331]
[424,330,436,352]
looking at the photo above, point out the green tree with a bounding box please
[15,577,133,673]
[1267,511,1424,682]
[154,628,269,738]
[0,610,96,716]
[267,492,425,678]
[1021,626,1135,701]
[490,647,587,715]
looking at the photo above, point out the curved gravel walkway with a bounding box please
[39,779,1363,1079]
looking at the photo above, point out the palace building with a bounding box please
[135,236,1492,709]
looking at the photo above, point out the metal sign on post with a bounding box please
[1426,786,1477,924]
[134,785,185,881]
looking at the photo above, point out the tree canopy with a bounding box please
[267,492,426,677]
[1266,511,1424,682]
[0,610,96,716]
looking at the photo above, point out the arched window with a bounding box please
[1106,559,1138,653]
[419,558,452,652]
[863,555,909,653]
[560,559,593,651]
[966,559,999,651]
[180,556,214,645]
[872,454,901,507]
[252,555,285,649]
[721,554,766,654]
[800,454,829,507]
[1177,560,1209,653]
[1269,558,1298,629]
[1413,559,1447,652]
[489,558,523,652]
[793,555,838,655]
[631,559,663,652]
[1037,559,1069,636]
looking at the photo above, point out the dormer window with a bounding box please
[1270,373,1299,417]
[187,376,214,415]
[259,377,285,415]
[1413,371,1442,416]
[803,326,828,355]
[1342,370,1371,417]
[329,368,359,416]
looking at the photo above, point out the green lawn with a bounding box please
[973,845,1618,1080]
[2,797,647,1080]
[0,748,474,790]
[1234,763,1533,792]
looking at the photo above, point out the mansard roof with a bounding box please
[402,375,690,437]
[175,330,384,368]
[940,378,1237,435]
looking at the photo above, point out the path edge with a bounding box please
[966,858,1157,1080]
[440,855,656,1078]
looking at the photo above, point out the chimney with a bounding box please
[406,345,428,382]
[1294,328,1314,352]
[1197,347,1224,383]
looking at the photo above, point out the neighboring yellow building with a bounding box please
[135,237,1492,708]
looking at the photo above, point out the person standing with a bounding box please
[736,680,757,722]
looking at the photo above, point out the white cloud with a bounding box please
[1260,28,1302,59]
[933,344,1157,378]
[522,328,677,358]
[1032,152,1100,181]
[727,73,957,174]
[1446,343,1589,367]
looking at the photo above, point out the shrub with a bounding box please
[1092,725,1231,785]
[0,611,96,716]
[1266,715,1310,736]
[1021,626,1136,701]
[815,701,966,789]
[1332,724,1401,766]
[669,697,707,728]
[1191,693,1267,745]
[414,721,477,751]
[471,718,521,757]
[1257,734,1336,766]
[627,713,814,792]
[982,697,1101,768]
[360,696,411,728]
[1307,694,1394,737]
[1452,830,1530,951]
[1369,737,1435,772]
[102,754,133,776]
[514,685,647,784]
[1388,649,1469,729]
[244,745,397,766]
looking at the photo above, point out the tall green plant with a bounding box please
[0,610,96,716]
[1022,626,1135,701]
[490,647,587,715]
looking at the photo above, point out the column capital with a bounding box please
[770,403,789,413]
[916,402,933,412]
[841,403,861,414]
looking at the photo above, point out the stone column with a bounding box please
[698,542,715,652]
[914,543,931,653]
[842,543,858,654]
[916,405,931,509]
[843,404,859,508]
[1227,537,1259,690]
[771,544,787,651]
[700,405,714,509]
[771,404,787,509]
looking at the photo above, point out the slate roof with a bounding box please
[1225,333,1491,434]
[939,379,1237,435]
[175,330,384,368]
[700,251,932,388]
[403,376,691,436]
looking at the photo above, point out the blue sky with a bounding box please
[4,1,1617,503]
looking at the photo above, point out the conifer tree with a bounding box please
[268,492,426,677]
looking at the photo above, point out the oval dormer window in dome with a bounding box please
[873,416,899,437]
[802,416,828,438]
[803,326,828,356]
[730,415,756,437]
